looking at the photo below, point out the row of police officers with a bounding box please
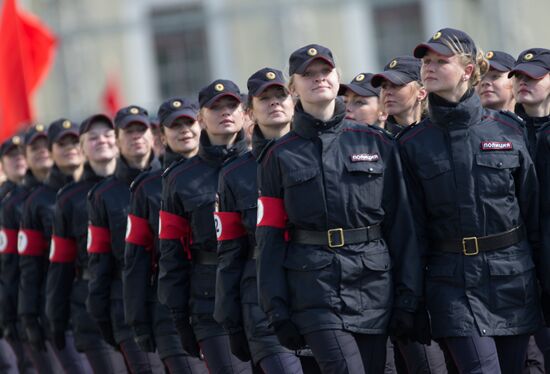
[1,27,550,374]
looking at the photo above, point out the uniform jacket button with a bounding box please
[497,162,503,168]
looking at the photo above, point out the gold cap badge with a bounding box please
[172,100,182,108]
[486,51,494,59]
[355,74,365,82]
[389,60,398,69]
[62,120,71,129]
[129,107,139,114]
[307,48,318,57]
[12,136,21,145]
[433,31,442,40]
[266,72,276,80]
[214,83,224,92]
[35,124,44,132]
[524,53,534,61]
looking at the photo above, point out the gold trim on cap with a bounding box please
[389,60,398,69]
[214,83,224,92]
[172,100,182,108]
[486,51,494,59]
[266,71,276,80]
[129,107,139,114]
[62,120,71,129]
[524,53,534,61]
[354,74,365,82]
[36,124,44,132]
[433,31,442,40]
[12,136,21,145]
[307,48,318,56]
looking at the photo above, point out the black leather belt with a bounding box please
[192,250,218,265]
[432,225,524,256]
[290,224,382,249]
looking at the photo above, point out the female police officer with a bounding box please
[256,44,422,374]
[339,73,383,127]
[399,28,542,373]
[157,80,251,373]
[214,68,303,373]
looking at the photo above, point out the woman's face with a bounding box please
[380,81,422,116]
[163,117,201,155]
[421,50,472,98]
[201,96,245,137]
[292,60,339,106]
[116,123,153,160]
[343,91,380,125]
[251,86,294,127]
[82,122,118,163]
[513,73,550,107]
[1,147,27,181]
[52,135,83,169]
[25,137,53,172]
[477,69,514,109]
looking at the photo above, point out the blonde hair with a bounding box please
[443,38,490,87]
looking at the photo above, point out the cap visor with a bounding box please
[204,93,242,108]
[118,115,150,129]
[338,83,378,97]
[26,133,47,146]
[250,82,286,97]
[413,43,453,58]
[294,56,335,75]
[489,62,510,73]
[53,131,80,143]
[1,144,18,156]
[371,71,414,88]
[508,64,548,79]
[163,110,197,127]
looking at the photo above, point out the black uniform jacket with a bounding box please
[158,131,247,340]
[0,180,19,326]
[256,100,422,335]
[86,156,160,327]
[398,91,542,337]
[18,166,73,319]
[0,173,39,327]
[45,164,105,333]
[123,149,181,329]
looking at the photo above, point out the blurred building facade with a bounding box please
[17,0,550,123]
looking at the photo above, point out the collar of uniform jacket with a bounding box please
[292,98,347,139]
[46,165,74,190]
[515,103,550,127]
[80,162,105,184]
[163,147,183,169]
[251,125,273,160]
[428,89,483,129]
[115,153,160,185]
[198,129,248,167]
[22,170,41,189]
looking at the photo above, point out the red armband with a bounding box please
[257,197,287,229]
[214,212,247,241]
[159,210,192,259]
[159,210,190,240]
[0,229,18,254]
[49,235,77,262]
[87,225,112,254]
[17,229,47,256]
[125,214,153,249]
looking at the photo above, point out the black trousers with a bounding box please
[443,332,529,374]
[198,335,252,374]
[303,330,386,374]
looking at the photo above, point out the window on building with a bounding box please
[151,5,209,99]
[372,1,423,67]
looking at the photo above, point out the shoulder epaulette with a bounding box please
[499,110,525,128]
[162,157,188,178]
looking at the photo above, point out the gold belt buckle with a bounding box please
[462,236,479,256]
[327,228,345,248]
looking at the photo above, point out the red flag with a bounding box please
[0,0,56,142]
[102,75,123,117]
